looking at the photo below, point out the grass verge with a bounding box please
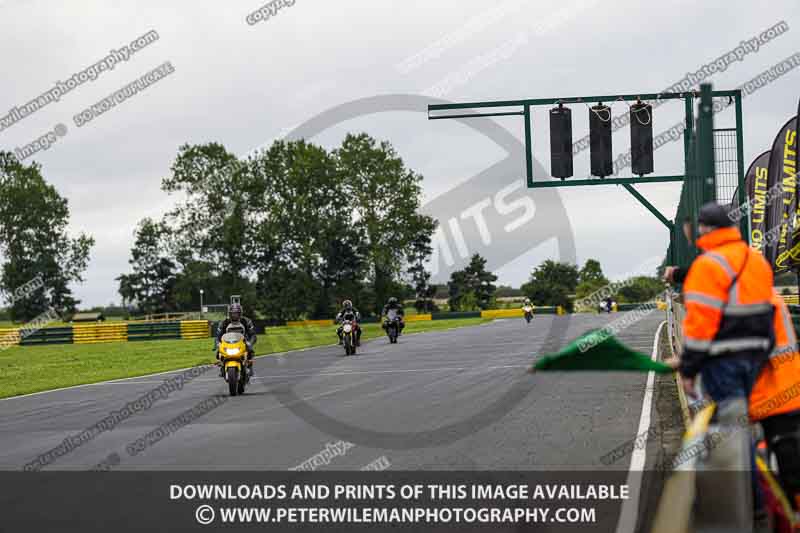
[0,317,491,399]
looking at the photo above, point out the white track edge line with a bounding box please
[615,319,665,533]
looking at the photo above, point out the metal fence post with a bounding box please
[734,92,749,243]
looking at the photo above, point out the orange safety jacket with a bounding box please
[750,291,800,422]
[680,226,775,378]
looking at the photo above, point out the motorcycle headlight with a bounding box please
[225,347,241,356]
[343,324,352,333]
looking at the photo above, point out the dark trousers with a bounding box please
[382,319,405,330]
[761,412,800,508]
[700,356,765,403]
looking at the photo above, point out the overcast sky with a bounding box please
[1,0,799,307]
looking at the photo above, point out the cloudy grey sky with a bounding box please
[1,0,798,307]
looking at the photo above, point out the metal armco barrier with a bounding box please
[1,303,714,346]
[73,322,127,344]
[180,320,212,339]
[19,326,73,346]
[127,321,182,342]
[282,307,562,326]
[667,290,692,429]
[283,316,434,327]
[614,302,668,312]
[481,308,525,319]
[783,294,799,305]
[693,398,755,530]
[431,311,481,320]
[286,319,334,327]
[651,404,716,533]
[480,306,561,318]
[0,328,21,346]
[0,320,213,347]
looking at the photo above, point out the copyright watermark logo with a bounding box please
[262,93,576,451]
[195,504,215,525]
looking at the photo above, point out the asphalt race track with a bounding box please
[0,312,668,474]
[1,312,680,532]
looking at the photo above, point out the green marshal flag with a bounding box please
[532,329,673,373]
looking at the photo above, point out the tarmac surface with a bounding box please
[0,311,684,532]
[0,312,670,474]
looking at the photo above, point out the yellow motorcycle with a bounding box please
[218,323,249,396]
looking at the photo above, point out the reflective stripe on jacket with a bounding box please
[679,226,775,378]
[750,291,800,421]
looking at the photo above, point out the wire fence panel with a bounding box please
[713,128,739,205]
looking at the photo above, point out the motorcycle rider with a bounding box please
[522,297,534,323]
[336,300,362,346]
[214,303,257,377]
[381,297,405,335]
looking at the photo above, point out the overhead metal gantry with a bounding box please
[428,87,747,248]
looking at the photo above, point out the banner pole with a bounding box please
[796,270,800,298]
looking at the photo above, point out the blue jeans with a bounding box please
[700,356,764,403]
[701,356,767,513]
[700,357,765,404]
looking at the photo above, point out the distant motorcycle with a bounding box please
[599,300,616,313]
[217,322,250,396]
[385,308,402,343]
[522,305,533,324]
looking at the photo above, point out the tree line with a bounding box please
[116,134,436,321]
[443,255,663,313]
[0,137,664,324]
[0,153,93,322]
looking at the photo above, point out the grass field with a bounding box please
[0,318,490,399]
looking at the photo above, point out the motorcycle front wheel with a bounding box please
[227,367,239,396]
[344,336,353,356]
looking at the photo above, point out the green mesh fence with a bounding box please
[665,85,719,270]
[713,128,740,205]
